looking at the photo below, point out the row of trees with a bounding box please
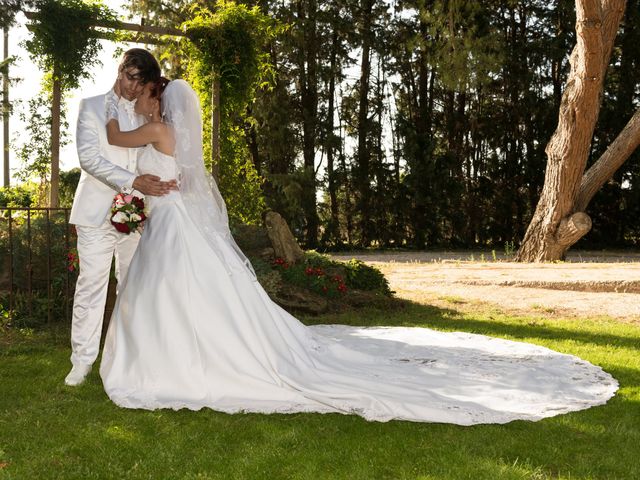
[127,0,640,259]
[2,0,640,260]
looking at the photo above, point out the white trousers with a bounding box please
[70,220,140,367]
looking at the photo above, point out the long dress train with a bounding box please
[99,144,617,425]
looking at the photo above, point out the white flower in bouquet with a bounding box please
[112,211,130,223]
[110,193,147,234]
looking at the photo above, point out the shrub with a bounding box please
[343,258,391,294]
[270,251,391,298]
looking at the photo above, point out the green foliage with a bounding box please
[417,0,504,91]
[248,256,283,298]
[0,183,36,207]
[342,258,391,294]
[24,0,116,90]
[183,1,278,111]
[504,241,516,257]
[0,170,77,208]
[58,168,81,208]
[16,90,69,185]
[271,251,390,297]
[0,210,77,327]
[181,1,283,225]
[272,255,348,298]
[218,122,266,225]
[0,0,31,29]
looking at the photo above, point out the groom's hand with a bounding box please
[132,174,179,196]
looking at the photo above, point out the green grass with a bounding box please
[1,302,639,480]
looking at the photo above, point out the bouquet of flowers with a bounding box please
[110,193,147,234]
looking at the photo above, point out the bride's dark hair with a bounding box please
[150,76,171,99]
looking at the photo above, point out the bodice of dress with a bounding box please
[137,144,181,210]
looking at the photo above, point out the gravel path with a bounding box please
[329,250,640,320]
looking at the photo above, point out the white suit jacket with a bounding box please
[70,92,140,227]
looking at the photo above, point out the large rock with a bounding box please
[264,211,305,264]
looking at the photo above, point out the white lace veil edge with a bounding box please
[161,79,256,280]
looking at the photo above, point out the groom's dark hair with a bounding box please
[119,48,161,85]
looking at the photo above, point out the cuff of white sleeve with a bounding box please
[121,176,135,194]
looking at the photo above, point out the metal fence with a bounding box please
[1,207,76,326]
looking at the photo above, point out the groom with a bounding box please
[65,48,176,386]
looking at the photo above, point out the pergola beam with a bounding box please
[23,11,186,38]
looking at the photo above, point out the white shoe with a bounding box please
[64,364,92,386]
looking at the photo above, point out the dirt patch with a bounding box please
[329,250,640,321]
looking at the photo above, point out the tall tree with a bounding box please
[516,0,636,261]
[354,0,375,246]
[297,0,320,247]
[0,0,29,187]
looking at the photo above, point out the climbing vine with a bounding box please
[183,1,277,112]
[24,0,116,91]
[182,1,282,224]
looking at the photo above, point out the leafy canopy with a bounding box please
[24,0,116,89]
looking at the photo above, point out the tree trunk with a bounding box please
[297,0,319,248]
[326,28,340,245]
[356,0,374,246]
[49,67,61,208]
[516,0,626,261]
[244,106,261,176]
[2,27,9,188]
[211,71,221,184]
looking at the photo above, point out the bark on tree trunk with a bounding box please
[298,0,319,248]
[2,27,9,188]
[356,0,374,246]
[244,106,261,176]
[516,0,626,261]
[326,28,340,244]
[49,68,61,208]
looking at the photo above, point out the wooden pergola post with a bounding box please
[50,65,60,207]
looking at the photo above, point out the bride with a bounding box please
[99,78,617,425]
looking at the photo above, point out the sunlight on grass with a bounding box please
[105,425,139,442]
[437,295,466,305]
[1,301,639,479]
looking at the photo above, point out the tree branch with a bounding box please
[575,107,640,211]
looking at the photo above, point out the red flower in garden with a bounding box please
[67,249,79,272]
[272,257,290,269]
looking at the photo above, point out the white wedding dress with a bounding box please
[102,77,619,425]
[99,144,618,425]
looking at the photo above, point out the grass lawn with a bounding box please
[1,301,638,480]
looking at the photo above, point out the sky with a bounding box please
[2,4,141,186]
